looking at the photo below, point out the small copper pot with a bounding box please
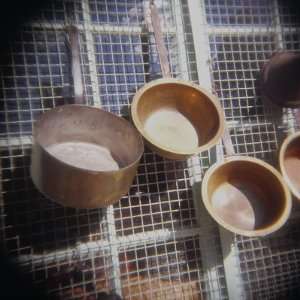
[201,156,291,237]
[131,78,224,160]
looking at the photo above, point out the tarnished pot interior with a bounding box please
[279,131,300,200]
[131,78,224,160]
[31,105,144,208]
[202,156,291,237]
[261,51,300,108]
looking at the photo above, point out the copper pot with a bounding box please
[279,131,300,200]
[131,3,224,160]
[31,105,143,208]
[30,25,143,208]
[131,78,224,160]
[201,156,291,237]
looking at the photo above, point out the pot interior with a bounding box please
[282,135,300,196]
[206,159,287,231]
[135,82,222,153]
[35,105,143,171]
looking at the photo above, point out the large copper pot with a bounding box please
[30,26,143,208]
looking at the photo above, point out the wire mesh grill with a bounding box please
[114,147,195,236]
[236,219,300,299]
[1,0,300,299]
[0,0,225,299]
[0,27,93,138]
[204,0,273,27]
[20,246,115,299]
[119,235,227,299]
[209,33,279,162]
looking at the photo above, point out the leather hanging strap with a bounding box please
[150,1,171,78]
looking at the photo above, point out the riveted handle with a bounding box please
[66,25,85,105]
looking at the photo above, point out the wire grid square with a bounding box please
[284,32,300,51]
[236,218,300,299]
[0,26,93,138]
[0,24,104,256]
[1,144,108,255]
[89,0,175,29]
[31,0,84,24]
[209,33,283,161]
[19,246,115,299]
[114,147,196,236]
[91,9,198,236]
[204,0,273,26]
[0,28,70,137]
[278,0,300,27]
[118,237,211,299]
[93,31,180,115]
[204,0,300,298]
[180,0,199,82]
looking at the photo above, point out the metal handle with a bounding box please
[222,123,235,157]
[66,25,85,105]
[149,1,171,78]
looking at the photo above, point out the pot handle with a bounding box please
[222,122,235,157]
[149,1,171,78]
[66,25,85,105]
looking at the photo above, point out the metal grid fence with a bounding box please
[0,0,226,299]
[200,0,300,299]
[1,0,300,299]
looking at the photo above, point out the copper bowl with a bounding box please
[202,156,291,237]
[31,105,144,208]
[279,131,300,200]
[131,78,224,160]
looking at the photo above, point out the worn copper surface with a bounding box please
[31,105,144,208]
[131,78,224,160]
[202,156,291,237]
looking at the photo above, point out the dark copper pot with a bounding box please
[261,51,300,108]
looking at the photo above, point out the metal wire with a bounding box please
[0,0,225,299]
[203,0,300,298]
[1,0,300,299]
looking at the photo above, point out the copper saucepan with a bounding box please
[30,26,144,208]
[131,3,224,160]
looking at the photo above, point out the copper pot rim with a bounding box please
[201,156,292,237]
[33,104,144,174]
[279,131,300,200]
[131,78,225,156]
